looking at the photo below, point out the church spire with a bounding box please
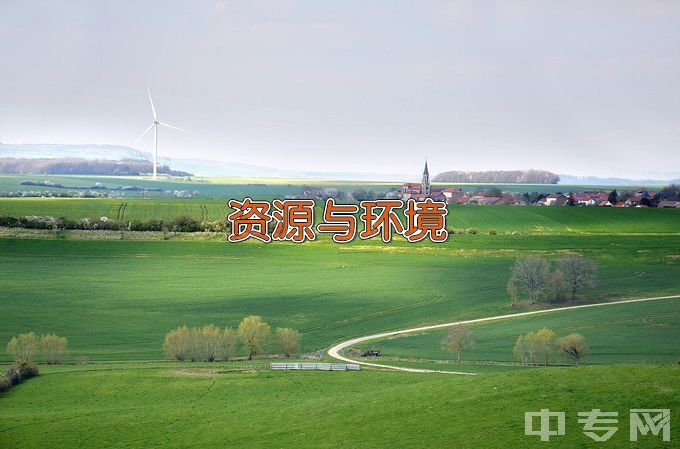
[421,160,431,195]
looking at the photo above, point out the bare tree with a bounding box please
[276,328,301,358]
[558,254,597,301]
[237,315,271,360]
[41,334,68,364]
[6,332,40,362]
[558,333,588,366]
[441,324,475,362]
[510,256,551,303]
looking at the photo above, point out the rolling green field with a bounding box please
[1,195,679,448]
[2,197,679,234]
[0,365,677,448]
[357,298,680,366]
[1,234,679,362]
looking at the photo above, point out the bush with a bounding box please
[466,227,479,235]
[0,375,11,393]
[171,215,201,232]
[489,229,498,235]
[4,367,21,386]
[0,215,19,227]
[16,359,39,380]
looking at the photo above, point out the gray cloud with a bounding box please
[0,0,678,179]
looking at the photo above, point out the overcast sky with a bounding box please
[1,0,679,179]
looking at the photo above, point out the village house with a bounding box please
[538,193,569,206]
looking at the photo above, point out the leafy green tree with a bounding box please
[276,328,301,358]
[220,327,238,361]
[41,334,68,364]
[237,316,271,360]
[163,326,190,361]
[6,332,40,362]
[535,327,557,366]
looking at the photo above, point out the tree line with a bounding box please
[440,324,588,367]
[2,332,68,394]
[164,315,301,362]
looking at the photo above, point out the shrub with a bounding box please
[466,227,479,235]
[171,215,201,232]
[16,359,39,380]
[0,215,19,227]
[489,229,498,235]
[0,375,11,393]
[4,367,22,386]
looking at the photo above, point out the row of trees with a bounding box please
[507,254,597,304]
[0,214,221,233]
[439,324,588,367]
[6,332,69,364]
[514,328,588,366]
[163,316,301,362]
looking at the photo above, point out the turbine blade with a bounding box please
[158,122,190,133]
[132,123,155,146]
[147,86,157,120]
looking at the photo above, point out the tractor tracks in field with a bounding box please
[327,294,680,375]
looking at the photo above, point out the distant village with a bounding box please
[396,162,680,208]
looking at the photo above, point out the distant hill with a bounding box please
[0,158,190,176]
[433,170,560,184]
[558,174,680,186]
[0,144,412,181]
[0,144,150,161]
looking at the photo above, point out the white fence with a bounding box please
[270,362,360,371]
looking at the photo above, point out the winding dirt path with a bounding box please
[327,294,680,375]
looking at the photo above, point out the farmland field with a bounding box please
[1,197,680,234]
[1,234,679,362]
[0,192,679,449]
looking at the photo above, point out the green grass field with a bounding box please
[2,197,679,234]
[1,195,679,448]
[0,364,676,448]
[1,234,679,362]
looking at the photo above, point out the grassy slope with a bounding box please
[1,234,679,362]
[358,298,680,365]
[0,365,677,448]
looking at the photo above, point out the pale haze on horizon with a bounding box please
[1,0,679,179]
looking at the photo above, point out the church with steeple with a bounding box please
[400,161,444,201]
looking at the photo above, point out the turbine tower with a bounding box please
[133,87,189,180]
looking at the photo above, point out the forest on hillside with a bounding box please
[433,170,559,184]
[0,158,191,176]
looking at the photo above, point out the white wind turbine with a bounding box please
[133,87,189,180]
